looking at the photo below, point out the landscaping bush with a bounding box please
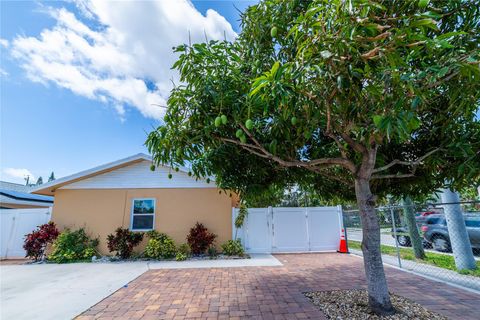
[107,228,143,259]
[207,246,218,259]
[48,228,99,263]
[23,222,59,261]
[175,252,187,261]
[177,243,191,257]
[187,222,217,254]
[145,230,176,259]
[221,239,244,256]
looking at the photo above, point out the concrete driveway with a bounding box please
[1,262,148,320]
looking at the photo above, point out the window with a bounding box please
[466,219,480,228]
[427,217,442,225]
[130,199,155,231]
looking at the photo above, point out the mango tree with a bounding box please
[146,0,480,315]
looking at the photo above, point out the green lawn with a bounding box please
[348,240,480,277]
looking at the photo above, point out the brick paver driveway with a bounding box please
[78,253,479,319]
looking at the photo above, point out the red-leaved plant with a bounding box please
[187,222,217,254]
[23,222,59,261]
[107,227,144,259]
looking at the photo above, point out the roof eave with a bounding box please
[31,153,152,195]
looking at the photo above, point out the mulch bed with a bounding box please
[304,289,447,319]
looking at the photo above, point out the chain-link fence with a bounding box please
[344,201,480,292]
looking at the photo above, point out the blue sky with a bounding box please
[0,0,256,184]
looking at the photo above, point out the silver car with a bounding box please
[421,214,480,253]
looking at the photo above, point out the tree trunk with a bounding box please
[355,178,395,315]
[402,197,425,259]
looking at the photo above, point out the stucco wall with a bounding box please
[51,188,237,254]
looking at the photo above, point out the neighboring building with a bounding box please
[0,181,53,209]
[0,181,32,193]
[32,153,239,254]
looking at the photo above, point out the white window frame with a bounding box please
[130,198,156,231]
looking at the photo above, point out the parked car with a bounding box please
[391,215,432,248]
[421,214,480,253]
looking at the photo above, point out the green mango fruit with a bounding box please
[245,119,253,130]
[150,164,155,171]
[168,173,173,179]
[206,178,211,184]
[188,171,192,176]
[236,129,243,138]
[175,167,179,172]
[214,116,222,127]
[221,114,227,124]
[291,117,298,125]
[240,135,247,143]
[176,149,182,157]
[271,26,278,38]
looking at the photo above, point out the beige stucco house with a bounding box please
[32,154,239,254]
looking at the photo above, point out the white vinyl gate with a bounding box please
[0,208,52,259]
[233,206,343,253]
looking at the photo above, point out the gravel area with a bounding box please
[304,289,447,319]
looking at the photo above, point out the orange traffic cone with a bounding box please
[337,228,349,254]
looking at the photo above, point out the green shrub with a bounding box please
[48,228,99,263]
[207,246,218,259]
[175,252,187,261]
[177,243,191,257]
[145,231,176,259]
[221,239,244,256]
[107,228,143,259]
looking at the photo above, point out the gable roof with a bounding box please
[0,180,33,193]
[31,153,197,196]
[0,189,53,203]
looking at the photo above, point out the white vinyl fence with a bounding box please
[1,208,52,259]
[233,206,344,253]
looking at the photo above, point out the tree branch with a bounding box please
[218,135,356,172]
[371,173,415,180]
[326,132,348,158]
[372,148,440,173]
[311,168,353,186]
[340,132,368,155]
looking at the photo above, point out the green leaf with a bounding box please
[437,67,449,78]
[418,0,430,9]
[373,115,383,128]
[249,78,269,96]
[408,117,421,131]
[270,61,280,76]
[411,18,438,31]
[412,96,421,108]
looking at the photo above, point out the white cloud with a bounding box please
[2,168,35,184]
[9,0,237,120]
[0,38,8,48]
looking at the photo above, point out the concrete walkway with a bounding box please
[148,254,282,269]
[350,248,480,293]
